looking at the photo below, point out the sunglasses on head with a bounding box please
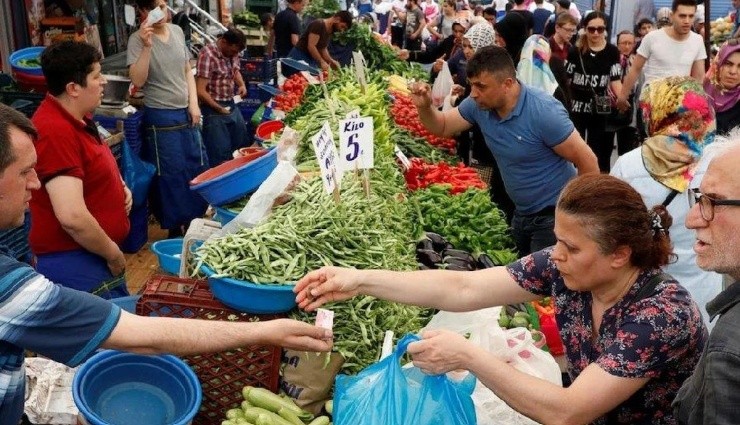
[586,26,606,34]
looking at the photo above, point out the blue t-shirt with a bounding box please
[0,252,121,425]
[458,83,576,215]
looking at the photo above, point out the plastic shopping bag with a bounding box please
[120,140,155,208]
[333,334,477,425]
[424,308,561,425]
[431,61,454,109]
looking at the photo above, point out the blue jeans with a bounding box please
[202,102,251,167]
[511,212,556,257]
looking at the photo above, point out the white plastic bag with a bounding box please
[431,61,453,109]
[423,308,562,425]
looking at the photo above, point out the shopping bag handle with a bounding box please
[394,333,478,393]
[394,334,421,358]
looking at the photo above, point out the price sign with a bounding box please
[301,71,320,85]
[394,145,412,170]
[352,51,368,92]
[339,116,374,171]
[311,122,339,194]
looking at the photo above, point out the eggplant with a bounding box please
[425,232,450,252]
[477,253,495,269]
[443,264,472,271]
[417,249,443,268]
[442,257,476,271]
[417,263,432,270]
[442,249,476,264]
[416,238,435,251]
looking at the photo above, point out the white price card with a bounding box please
[301,71,320,85]
[339,116,374,171]
[124,4,136,26]
[352,51,368,92]
[394,145,412,170]
[311,122,339,194]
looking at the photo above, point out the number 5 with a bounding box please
[346,134,359,162]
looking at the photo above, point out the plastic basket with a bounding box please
[240,57,277,84]
[120,203,148,253]
[95,111,144,156]
[136,275,283,425]
[0,90,44,117]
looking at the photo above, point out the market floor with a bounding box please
[124,221,168,294]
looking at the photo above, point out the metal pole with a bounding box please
[184,0,228,32]
[705,0,711,67]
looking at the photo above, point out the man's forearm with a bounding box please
[620,68,638,99]
[417,103,448,136]
[61,213,122,263]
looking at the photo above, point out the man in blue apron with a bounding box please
[29,41,132,299]
[196,28,252,167]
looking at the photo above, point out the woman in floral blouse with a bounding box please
[295,174,707,425]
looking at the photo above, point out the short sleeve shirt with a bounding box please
[30,95,130,254]
[565,44,622,115]
[274,8,302,57]
[637,28,707,86]
[0,252,121,425]
[127,24,190,109]
[457,84,576,215]
[196,42,240,102]
[506,249,707,424]
[296,19,331,53]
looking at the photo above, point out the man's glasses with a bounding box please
[586,26,606,34]
[688,188,740,221]
[558,26,576,33]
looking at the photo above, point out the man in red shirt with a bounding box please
[548,12,577,62]
[30,41,132,298]
[196,28,250,167]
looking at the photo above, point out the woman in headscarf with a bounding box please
[493,12,529,66]
[565,11,622,172]
[704,40,740,134]
[517,34,570,108]
[611,76,723,331]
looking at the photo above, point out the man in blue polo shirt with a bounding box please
[409,45,598,255]
[0,102,333,425]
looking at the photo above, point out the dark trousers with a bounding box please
[511,211,556,257]
[572,114,614,173]
[615,125,639,156]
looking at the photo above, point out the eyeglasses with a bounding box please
[558,26,576,33]
[586,26,606,34]
[688,188,740,221]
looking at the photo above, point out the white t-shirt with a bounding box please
[611,148,723,332]
[528,2,555,13]
[494,0,509,12]
[637,28,707,86]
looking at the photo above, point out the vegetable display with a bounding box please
[404,158,486,193]
[221,385,331,425]
[390,92,457,152]
[393,129,459,164]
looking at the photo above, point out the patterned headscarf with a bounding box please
[463,23,494,53]
[517,35,559,95]
[703,41,740,113]
[640,77,716,193]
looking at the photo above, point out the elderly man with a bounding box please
[196,27,251,167]
[408,46,598,256]
[672,139,740,424]
[0,104,332,425]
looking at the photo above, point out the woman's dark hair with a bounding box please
[466,45,516,81]
[41,41,102,97]
[0,104,37,174]
[135,0,158,10]
[494,12,528,65]
[557,175,675,269]
[576,11,608,55]
[260,12,273,27]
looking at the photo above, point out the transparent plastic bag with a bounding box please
[333,334,477,425]
[431,61,454,109]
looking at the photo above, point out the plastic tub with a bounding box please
[200,265,297,314]
[213,206,238,226]
[150,238,184,274]
[189,147,278,206]
[254,120,284,144]
[12,71,47,93]
[9,47,44,76]
[73,350,201,425]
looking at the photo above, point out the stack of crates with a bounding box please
[94,110,145,156]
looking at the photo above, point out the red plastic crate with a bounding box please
[136,275,284,425]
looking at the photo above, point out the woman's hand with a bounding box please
[188,104,201,127]
[406,329,473,375]
[294,266,362,311]
[451,84,465,97]
[432,55,446,74]
[139,21,154,48]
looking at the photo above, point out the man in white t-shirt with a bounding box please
[616,0,706,112]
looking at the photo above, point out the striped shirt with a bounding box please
[196,42,241,102]
[0,251,120,425]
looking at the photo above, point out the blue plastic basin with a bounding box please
[73,350,201,425]
[190,147,278,206]
[9,47,44,76]
[150,238,183,274]
[213,206,238,226]
[200,265,296,314]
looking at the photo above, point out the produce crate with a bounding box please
[240,57,277,84]
[137,275,283,425]
[94,110,144,156]
[0,89,45,117]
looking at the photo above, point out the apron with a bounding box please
[201,101,252,167]
[142,107,209,230]
[35,250,129,299]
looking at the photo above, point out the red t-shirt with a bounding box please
[29,95,130,254]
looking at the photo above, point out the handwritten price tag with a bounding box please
[339,116,374,171]
[311,122,339,194]
[352,51,368,92]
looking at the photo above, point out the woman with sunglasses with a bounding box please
[565,11,623,172]
[611,76,724,331]
[704,39,740,134]
[296,172,706,424]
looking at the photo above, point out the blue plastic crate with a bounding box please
[120,204,149,254]
[239,57,277,83]
[95,111,144,156]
